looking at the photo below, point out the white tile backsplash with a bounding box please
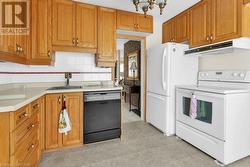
[0,52,111,84]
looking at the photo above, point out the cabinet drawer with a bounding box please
[23,145,39,167]
[11,113,39,154]
[30,100,40,115]
[12,105,30,130]
[11,131,39,166]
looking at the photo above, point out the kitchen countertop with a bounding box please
[0,82,122,113]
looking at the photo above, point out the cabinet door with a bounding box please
[97,7,116,67]
[212,0,242,43]
[136,15,153,33]
[45,94,62,150]
[52,0,75,47]
[190,0,212,48]
[2,35,28,64]
[30,0,52,65]
[162,20,175,43]
[76,3,97,49]
[117,10,136,31]
[62,93,83,146]
[175,10,190,43]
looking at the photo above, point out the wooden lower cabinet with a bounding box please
[0,93,83,166]
[45,93,83,150]
[62,93,83,146]
[0,97,43,167]
[45,94,63,150]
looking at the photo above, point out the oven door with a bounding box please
[176,88,225,141]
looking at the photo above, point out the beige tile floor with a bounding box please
[39,121,250,167]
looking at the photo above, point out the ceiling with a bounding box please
[77,0,200,23]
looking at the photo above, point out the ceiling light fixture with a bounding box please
[133,0,167,17]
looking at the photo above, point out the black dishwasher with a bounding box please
[84,91,121,144]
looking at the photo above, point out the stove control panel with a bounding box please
[199,71,249,82]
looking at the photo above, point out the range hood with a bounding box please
[184,38,250,56]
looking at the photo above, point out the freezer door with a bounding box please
[147,44,171,96]
[146,92,169,134]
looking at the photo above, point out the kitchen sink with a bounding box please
[47,86,82,90]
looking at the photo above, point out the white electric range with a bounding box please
[176,71,250,166]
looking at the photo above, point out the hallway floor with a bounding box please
[122,101,141,123]
[39,121,250,167]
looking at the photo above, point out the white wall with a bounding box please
[0,52,111,84]
[199,52,250,71]
[147,18,162,49]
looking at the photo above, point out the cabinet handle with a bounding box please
[76,38,79,45]
[28,144,35,151]
[206,36,210,41]
[19,112,28,119]
[16,44,20,53]
[210,35,213,42]
[32,103,39,110]
[27,123,35,130]
[58,97,61,104]
[48,50,51,57]
[72,38,75,45]
[19,46,23,52]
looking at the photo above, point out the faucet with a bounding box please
[65,72,72,87]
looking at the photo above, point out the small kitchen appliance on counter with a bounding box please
[176,71,250,165]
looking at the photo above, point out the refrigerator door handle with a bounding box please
[162,48,167,91]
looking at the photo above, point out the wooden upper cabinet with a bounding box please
[117,10,153,33]
[30,0,53,65]
[62,93,83,146]
[136,15,153,33]
[96,7,117,67]
[76,3,97,49]
[52,0,75,47]
[45,94,62,150]
[212,0,242,43]
[175,10,190,43]
[117,10,136,31]
[190,0,212,48]
[162,19,175,43]
[0,33,28,64]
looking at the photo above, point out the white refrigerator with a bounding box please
[146,43,198,136]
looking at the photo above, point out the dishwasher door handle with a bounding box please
[99,101,109,105]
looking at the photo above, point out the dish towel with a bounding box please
[58,109,72,135]
[189,94,198,119]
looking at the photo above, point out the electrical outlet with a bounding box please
[65,72,72,79]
